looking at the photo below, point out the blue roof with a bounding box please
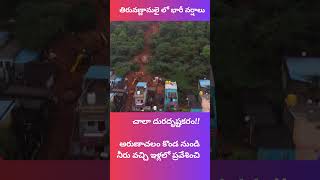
[191,108,202,112]
[0,100,15,121]
[136,82,147,87]
[85,65,109,80]
[199,79,210,88]
[286,57,320,82]
[115,77,122,83]
[15,49,39,64]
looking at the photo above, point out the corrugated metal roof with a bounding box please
[136,82,147,88]
[111,77,122,84]
[115,77,122,82]
[199,79,210,88]
[15,49,39,64]
[286,57,320,82]
[85,65,109,80]
[0,100,15,121]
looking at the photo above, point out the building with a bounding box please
[134,82,147,111]
[256,126,295,160]
[24,62,56,89]
[164,81,178,111]
[76,65,109,159]
[110,70,128,112]
[0,100,16,159]
[0,100,15,128]
[0,40,20,84]
[187,94,201,112]
[284,57,320,160]
[242,91,295,160]
[209,68,218,159]
[110,70,123,89]
[199,79,210,112]
[210,70,218,129]
[14,49,39,80]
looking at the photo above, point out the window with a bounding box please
[168,92,177,99]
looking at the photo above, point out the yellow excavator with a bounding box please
[70,49,90,73]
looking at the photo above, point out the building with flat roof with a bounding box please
[14,49,40,80]
[199,79,210,112]
[75,65,109,159]
[283,57,320,160]
[0,40,20,83]
[164,81,178,111]
[134,82,147,111]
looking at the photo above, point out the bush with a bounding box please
[130,63,140,72]
[114,62,131,77]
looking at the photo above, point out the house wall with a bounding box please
[164,89,178,108]
[46,75,54,89]
[14,63,24,80]
[282,61,288,91]
[282,106,295,135]
[0,112,12,129]
[0,60,14,83]
[79,111,106,137]
[135,96,145,105]
[201,95,210,112]
[293,113,320,160]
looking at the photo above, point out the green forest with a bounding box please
[0,0,97,49]
[148,22,210,93]
[214,0,320,158]
[110,22,147,76]
[110,22,211,94]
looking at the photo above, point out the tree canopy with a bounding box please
[214,0,320,91]
[214,1,320,154]
[14,2,68,50]
[148,22,210,93]
[110,23,146,76]
[14,1,97,50]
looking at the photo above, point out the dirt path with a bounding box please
[123,23,160,111]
